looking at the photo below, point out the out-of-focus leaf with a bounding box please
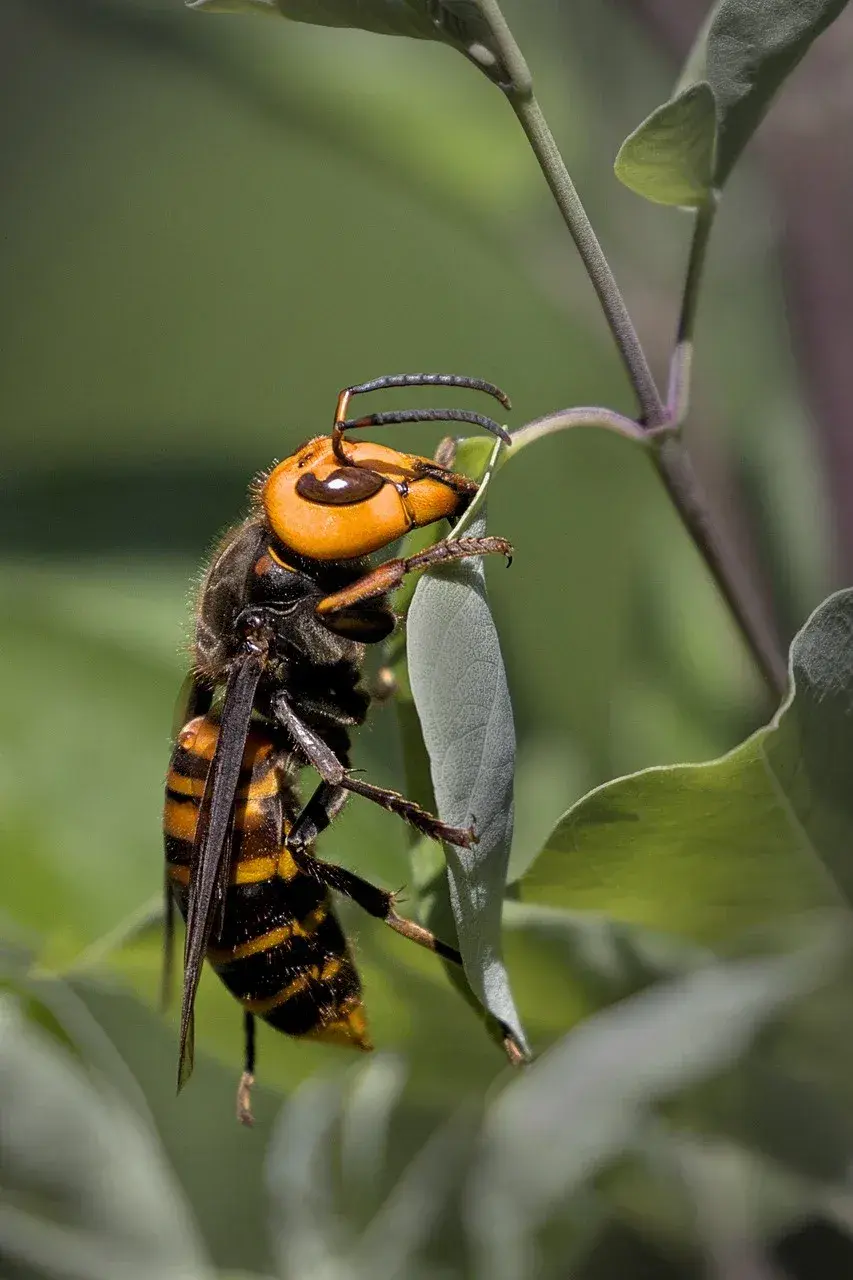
[606,1126,814,1267]
[352,1104,471,1279]
[693,1056,853,1184]
[189,0,509,82]
[504,900,707,1008]
[0,565,188,965]
[519,590,853,942]
[265,1072,350,1278]
[615,82,717,207]
[0,944,156,1118]
[407,440,528,1056]
[188,0,435,34]
[266,1057,473,1280]
[339,1056,408,1216]
[506,906,853,1187]
[508,734,589,883]
[467,941,839,1280]
[0,994,210,1280]
[188,0,278,11]
[217,1273,277,1279]
[679,0,851,184]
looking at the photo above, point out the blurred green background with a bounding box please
[1,0,848,1276]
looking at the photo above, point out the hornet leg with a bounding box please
[270,693,477,848]
[286,782,462,966]
[237,1011,256,1127]
[314,536,512,617]
[287,785,529,1069]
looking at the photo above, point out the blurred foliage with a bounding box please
[2,0,853,1277]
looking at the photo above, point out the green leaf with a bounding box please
[187,0,279,12]
[407,441,528,1057]
[0,994,210,1280]
[503,900,708,1008]
[188,0,509,83]
[467,941,839,1274]
[519,589,853,942]
[614,82,717,208]
[682,0,851,184]
[0,564,188,966]
[607,1127,820,1266]
[265,1057,473,1280]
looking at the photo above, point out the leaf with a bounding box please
[0,565,188,966]
[265,1072,352,1278]
[608,1127,818,1267]
[614,82,717,208]
[265,1057,473,1280]
[681,0,851,185]
[186,0,279,11]
[407,439,528,1056]
[504,905,853,1188]
[519,589,853,942]
[188,0,509,83]
[0,994,211,1280]
[503,900,708,1007]
[466,941,839,1278]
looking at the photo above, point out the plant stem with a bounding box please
[507,406,647,456]
[668,200,717,424]
[514,96,668,427]
[473,0,665,426]
[471,0,788,700]
[660,198,787,696]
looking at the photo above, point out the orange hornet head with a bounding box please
[262,437,472,561]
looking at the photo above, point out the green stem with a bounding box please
[470,0,788,700]
[507,406,648,457]
[667,199,717,425]
[514,96,666,426]
[473,0,665,427]
[659,198,787,696]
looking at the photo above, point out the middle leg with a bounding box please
[270,691,477,847]
[286,781,462,966]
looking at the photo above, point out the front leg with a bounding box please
[314,536,512,618]
[270,691,477,848]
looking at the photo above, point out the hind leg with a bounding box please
[286,781,462,966]
[270,691,477,847]
[236,1011,256,1127]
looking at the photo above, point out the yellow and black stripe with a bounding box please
[164,714,371,1051]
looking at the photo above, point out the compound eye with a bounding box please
[295,466,385,507]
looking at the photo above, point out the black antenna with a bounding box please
[333,373,512,463]
[341,373,510,410]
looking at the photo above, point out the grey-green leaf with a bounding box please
[467,942,839,1277]
[519,589,853,942]
[682,0,850,184]
[0,996,210,1280]
[407,472,528,1056]
[614,82,717,208]
[266,1058,472,1280]
[188,0,508,82]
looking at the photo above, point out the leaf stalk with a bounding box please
[667,198,717,425]
[473,0,664,426]
[471,0,787,699]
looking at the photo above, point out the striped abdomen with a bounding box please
[164,714,371,1050]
